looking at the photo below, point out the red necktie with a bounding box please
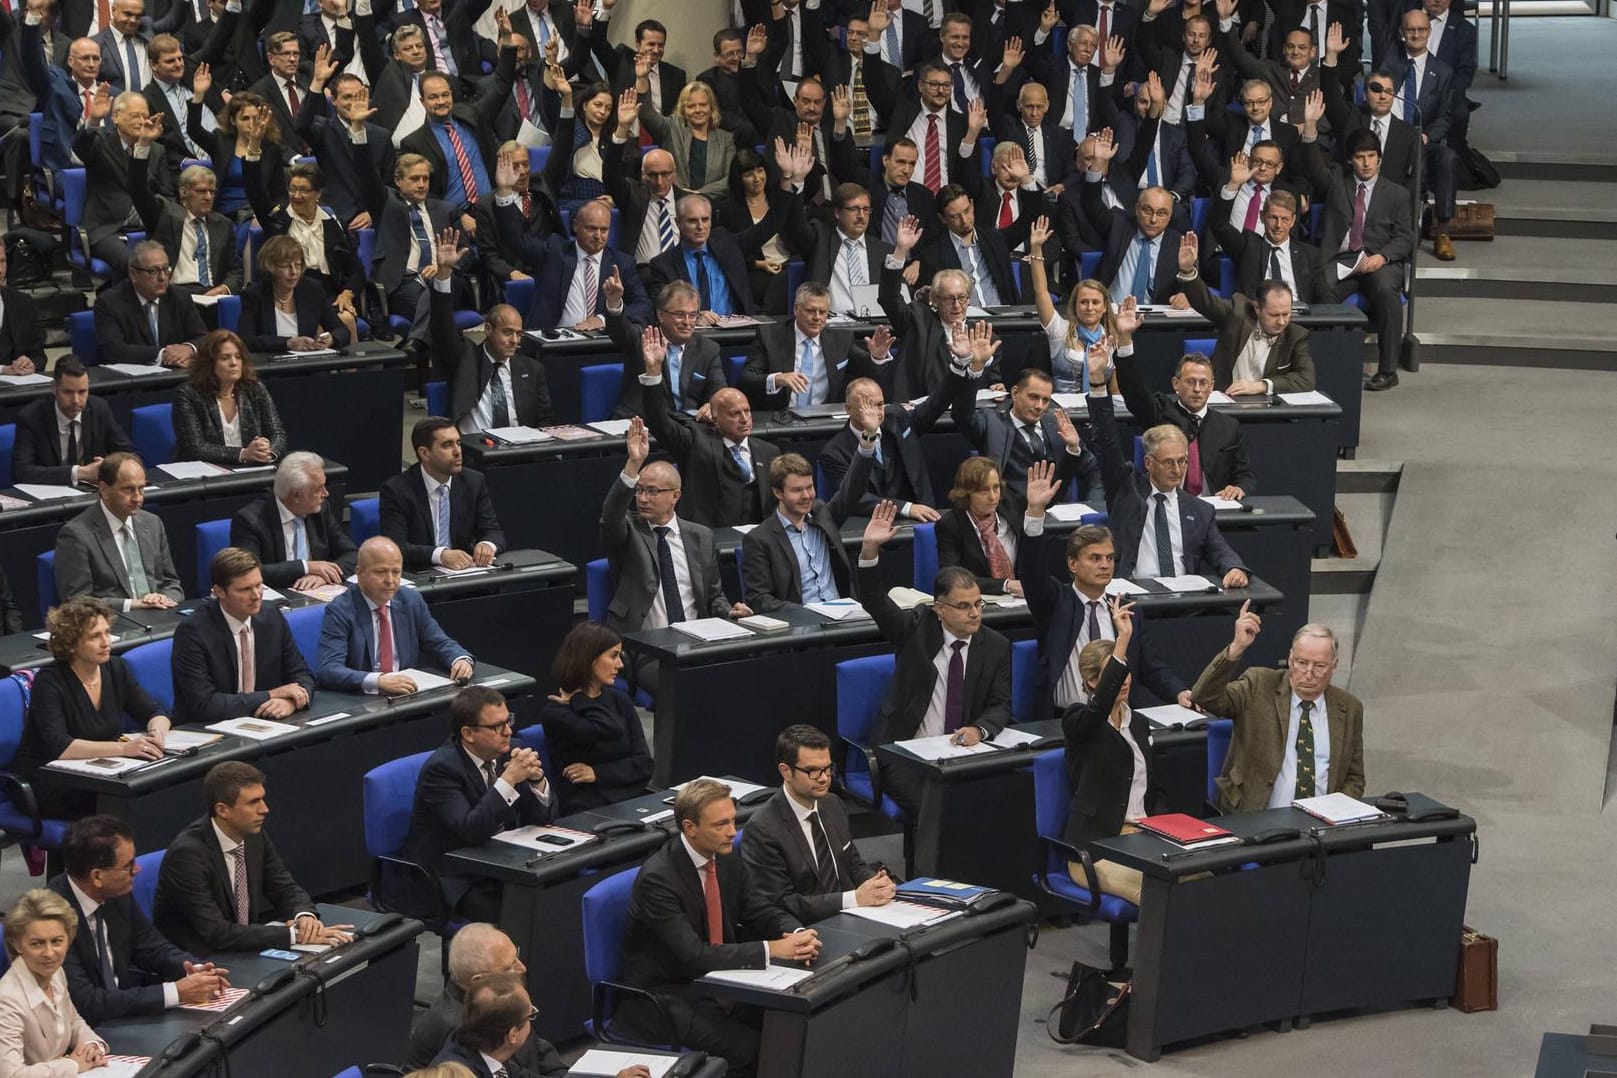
[444,122,480,203]
[997,190,1013,229]
[96,0,110,31]
[237,627,254,693]
[1097,5,1110,49]
[286,80,298,115]
[1185,438,1204,495]
[521,190,531,218]
[1289,69,1299,92]
[515,79,533,124]
[1243,183,1265,233]
[702,858,723,945]
[377,604,395,673]
[923,113,942,192]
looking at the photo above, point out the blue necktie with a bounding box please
[1070,66,1086,132]
[1249,124,1265,150]
[794,339,815,408]
[1146,148,1159,187]
[194,220,212,288]
[666,344,683,400]
[412,206,433,270]
[949,61,967,112]
[654,525,685,623]
[1402,63,1418,121]
[1130,237,1153,303]
[729,444,753,482]
[293,517,309,560]
[146,301,159,344]
[435,483,451,549]
[1152,492,1176,576]
[124,36,141,90]
[693,250,712,310]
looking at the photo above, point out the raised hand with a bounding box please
[1192,63,1217,105]
[1085,336,1113,388]
[1039,1,1059,32]
[543,60,570,95]
[602,266,624,308]
[861,499,900,553]
[1178,230,1199,273]
[1215,0,1238,21]
[1101,34,1126,72]
[1303,88,1326,128]
[895,214,924,253]
[135,113,162,146]
[864,3,890,33]
[625,415,649,469]
[1002,35,1024,71]
[1051,403,1080,450]
[435,227,463,270]
[867,324,894,357]
[1092,126,1118,163]
[495,4,512,36]
[574,0,592,29]
[495,152,518,192]
[787,139,814,183]
[1024,459,1061,514]
[967,320,1001,367]
[1027,214,1053,255]
[191,63,212,101]
[830,83,851,123]
[640,325,666,374]
[1107,595,1136,643]
[1145,70,1166,117]
[634,45,655,80]
[966,96,987,134]
[616,87,639,130]
[1227,150,1251,189]
[1146,0,1172,15]
[1229,598,1261,656]
[746,22,769,55]
[1325,20,1348,57]
[312,43,339,86]
[1114,295,1142,337]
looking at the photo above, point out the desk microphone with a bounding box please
[117,611,156,633]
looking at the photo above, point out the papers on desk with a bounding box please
[1292,793,1387,825]
[842,900,962,931]
[1199,495,1245,510]
[487,425,555,445]
[525,328,589,342]
[159,461,231,480]
[14,483,91,502]
[1152,574,1218,592]
[1279,390,1334,406]
[188,292,223,307]
[0,372,51,385]
[975,388,1008,403]
[101,363,171,377]
[704,964,813,990]
[1052,392,1087,410]
[806,600,869,622]
[1105,578,1150,596]
[993,727,1046,748]
[398,668,456,692]
[729,523,758,535]
[709,314,763,328]
[670,776,770,802]
[1044,503,1100,523]
[207,717,299,741]
[432,564,495,577]
[887,586,932,610]
[83,1057,152,1077]
[569,1050,680,1078]
[1206,391,1236,405]
[162,730,224,753]
[588,418,634,437]
[669,617,754,643]
[540,424,604,441]
[965,305,993,318]
[1139,704,1207,730]
[737,614,789,633]
[493,824,600,852]
[891,733,1003,761]
[293,583,348,603]
[0,493,30,510]
[273,347,339,359]
[178,986,249,1013]
[230,465,275,473]
[43,756,147,777]
[982,593,1027,609]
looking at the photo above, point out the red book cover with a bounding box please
[1136,813,1239,847]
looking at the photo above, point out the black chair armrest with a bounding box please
[369,853,452,930]
[0,769,45,840]
[839,735,886,809]
[1041,832,1102,915]
[594,979,679,1049]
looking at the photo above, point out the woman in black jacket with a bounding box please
[237,236,351,355]
[173,330,288,465]
[936,457,1024,597]
[1061,598,1165,906]
[540,622,653,814]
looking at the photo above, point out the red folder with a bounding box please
[1136,813,1239,848]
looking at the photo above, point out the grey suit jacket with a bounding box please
[599,474,732,632]
[636,106,734,201]
[55,504,185,605]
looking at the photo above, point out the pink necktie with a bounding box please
[1243,183,1265,232]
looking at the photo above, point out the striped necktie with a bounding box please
[444,121,480,203]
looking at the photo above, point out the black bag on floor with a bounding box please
[1457,146,1501,191]
[3,230,55,287]
[1047,960,1131,1047]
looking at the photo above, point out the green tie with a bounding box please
[122,523,151,598]
[1293,699,1316,799]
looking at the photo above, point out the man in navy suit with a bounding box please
[1379,9,1460,260]
[171,547,316,726]
[316,536,475,695]
[92,0,150,94]
[1103,75,1197,227]
[916,182,1022,306]
[298,68,395,227]
[1081,133,1187,307]
[405,686,553,922]
[380,417,507,571]
[646,194,757,319]
[49,815,230,1025]
[496,186,652,331]
[737,282,895,410]
[17,15,104,176]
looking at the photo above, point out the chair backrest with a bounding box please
[350,497,380,544]
[723,353,744,387]
[60,167,87,225]
[528,146,551,176]
[1032,746,1070,841]
[130,404,176,467]
[1206,717,1234,803]
[1133,434,1144,473]
[835,654,895,759]
[581,865,641,987]
[785,260,805,305]
[132,849,165,920]
[911,522,938,594]
[0,677,28,769]
[579,364,622,424]
[284,604,325,669]
[0,423,14,489]
[67,310,96,363]
[362,751,434,858]
[27,112,41,171]
[732,546,745,601]
[122,638,175,712]
[1010,638,1039,723]
[505,278,536,327]
[194,519,232,594]
[1183,337,1216,358]
[35,550,58,625]
[1189,196,1210,235]
[585,558,610,623]
[352,228,376,272]
[1079,250,1102,280]
[425,381,449,418]
[215,294,241,331]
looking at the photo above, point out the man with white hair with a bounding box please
[1192,606,1366,813]
[229,451,357,592]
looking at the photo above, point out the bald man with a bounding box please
[639,382,782,528]
[603,140,683,269]
[993,81,1078,196]
[316,537,474,695]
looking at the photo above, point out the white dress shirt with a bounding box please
[1225,179,1266,231]
[1427,13,1447,59]
[1232,326,1278,387]
[784,789,858,908]
[636,190,678,266]
[559,245,600,328]
[920,627,971,737]
[1119,705,1150,821]
[829,230,868,314]
[1267,692,1333,808]
[64,878,180,1006]
[627,478,699,628]
[461,743,551,805]
[766,327,827,402]
[1395,54,1427,123]
[904,106,954,185]
[462,349,518,436]
[1056,584,1114,707]
[287,209,332,275]
[276,497,310,577]
[101,503,147,612]
[111,29,149,89]
[679,834,772,963]
[175,213,208,287]
[210,820,310,945]
[1136,485,1186,578]
[949,231,1001,306]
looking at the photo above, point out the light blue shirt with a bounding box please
[779,509,839,603]
[1111,233,1161,305]
[1267,693,1333,808]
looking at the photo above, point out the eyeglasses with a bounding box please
[660,308,699,322]
[133,264,173,277]
[642,169,674,180]
[526,1006,540,1025]
[1137,206,1172,219]
[838,205,872,215]
[1151,456,1190,469]
[1240,97,1272,107]
[633,485,676,497]
[921,80,953,91]
[936,597,987,612]
[934,293,969,306]
[474,719,514,731]
[1289,658,1334,674]
[789,763,835,780]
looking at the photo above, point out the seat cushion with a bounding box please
[1038,870,1139,923]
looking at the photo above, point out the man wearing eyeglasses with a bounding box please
[1320,26,1419,189]
[406,686,554,923]
[856,501,1012,816]
[1193,605,1365,813]
[741,724,896,922]
[604,145,682,271]
[91,239,206,367]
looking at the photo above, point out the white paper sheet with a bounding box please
[15,483,92,502]
[1278,390,1334,406]
[703,965,813,990]
[669,617,753,642]
[670,776,769,802]
[162,730,223,752]
[992,727,1045,748]
[273,347,339,359]
[841,900,962,930]
[516,117,552,149]
[1153,575,1217,592]
[206,717,299,741]
[43,756,146,776]
[890,733,1004,761]
[588,419,634,436]
[1104,578,1150,596]
[0,372,52,385]
[101,363,171,376]
[728,523,758,535]
[806,600,869,621]
[569,1050,678,1077]
[492,825,599,851]
[1139,704,1206,729]
[397,668,456,692]
[1044,503,1100,522]
[158,461,230,480]
[1292,792,1386,824]
[83,1055,153,1076]
[1199,495,1244,510]
[486,425,555,444]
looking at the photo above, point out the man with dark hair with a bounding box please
[639,387,781,528]
[740,449,873,613]
[49,815,230,1024]
[153,762,353,956]
[432,970,534,1074]
[55,453,183,610]
[600,16,685,118]
[1172,233,1316,395]
[612,282,729,418]
[740,725,895,922]
[170,547,315,725]
[856,502,1012,815]
[695,29,763,148]
[818,377,945,520]
[92,239,207,367]
[380,417,506,571]
[914,181,1022,307]
[951,353,1100,514]
[406,687,553,922]
[619,778,817,1074]
[738,281,894,410]
[12,356,134,487]
[1115,351,1256,501]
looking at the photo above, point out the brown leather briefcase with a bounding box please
[1453,926,1498,1012]
[1425,203,1496,240]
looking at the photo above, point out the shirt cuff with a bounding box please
[1263,378,1274,394]
[765,373,779,394]
[638,373,662,386]
[1023,513,1046,537]
[288,926,298,946]
[559,106,575,119]
[857,556,879,568]
[122,599,134,612]
[1185,104,1205,122]
[362,672,380,694]
[530,778,552,802]
[883,254,905,270]
[431,545,448,565]
[493,777,520,805]
[133,144,152,160]
[1099,72,1115,87]
[840,889,858,909]
[493,191,518,207]
[1115,343,1133,358]
[431,274,452,293]
[349,127,368,145]
[620,471,637,487]
[224,0,240,10]
[163,982,180,1008]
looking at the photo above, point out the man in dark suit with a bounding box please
[431,972,596,1078]
[49,815,230,1025]
[867,139,939,245]
[75,96,174,276]
[367,25,435,133]
[599,16,685,117]
[230,452,358,591]
[1211,187,1325,303]
[867,58,987,196]
[1320,40,1419,190]
[55,453,184,611]
[917,181,1022,305]
[1191,73,1301,173]
[739,283,895,410]
[17,17,104,178]
[1115,348,1256,500]
[474,139,564,283]
[819,377,946,520]
[1175,233,1316,394]
[601,418,746,640]
[993,81,1078,197]
[391,0,492,94]
[380,417,507,571]
[361,153,461,325]
[1020,465,1193,713]
[144,22,238,174]
[1270,0,1365,73]
[760,76,864,207]
[878,221,996,400]
[640,385,781,529]
[740,724,895,923]
[1102,79,1198,227]
[406,687,553,921]
[316,536,476,694]
[857,504,1012,815]
[92,0,150,94]
[298,68,396,227]
[129,137,241,298]
[741,449,874,613]
[430,242,557,434]
[779,184,896,316]
[610,282,728,419]
[1066,0,1142,56]
[1379,9,1461,260]
[861,0,934,77]
[646,194,757,319]
[951,360,1101,514]
[1134,10,1229,129]
[618,779,816,1071]
[12,357,134,487]
[1218,23,1324,128]
[399,50,516,214]
[170,547,316,726]
[152,761,353,956]
[92,240,207,367]
[497,194,652,330]
[1082,138,1187,306]
[249,31,311,155]
[602,139,680,269]
[0,253,44,373]
[1026,24,1109,141]
[697,28,765,149]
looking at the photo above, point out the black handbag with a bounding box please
[1047,960,1131,1047]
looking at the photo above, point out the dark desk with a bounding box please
[626,579,1283,788]
[0,460,350,628]
[444,782,771,1043]
[100,903,420,1078]
[33,666,537,895]
[1092,794,1475,1060]
[692,899,1037,1078]
[875,717,1209,909]
[1535,1030,1617,1077]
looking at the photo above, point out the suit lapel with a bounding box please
[93,512,134,594]
[1326,692,1348,792]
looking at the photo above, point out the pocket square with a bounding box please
[834,359,849,370]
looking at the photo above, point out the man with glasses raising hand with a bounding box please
[856,499,1012,817]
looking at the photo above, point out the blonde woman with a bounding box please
[634,81,735,200]
[1026,215,1122,394]
[0,890,108,1076]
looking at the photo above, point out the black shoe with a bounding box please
[1365,372,1400,392]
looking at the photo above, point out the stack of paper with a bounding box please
[891,733,1003,761]
[486,426,554,444]
[84,1057,151,1077]
[1153,575,1218,592]
[992,727,1045,748]
[1279,390,1334,406]
[397,668,457,692]
[975,388,1008,403]
[293,583,348,603]
[1051,393,1087,410]
[703,965,813,989]
[161,730,223,753]
[806,600,869,621]
[159,461,230,480]
[493,825,600,851]
[179,987,249,1013]
[588,419,634,436]
[569,1050,679,1078]
[0,372,51,386]
[886,586,932,610]
[1199,495,1244,510]
[1104,578,1149,596]
[669,617,753,642]
[101,363,171,376]
[671,776,769,801]
[737,614,789,632]
[206,717,300,741]
[1138,704,1206,729]
[44,757,146,777]
[14,483,90,502]
[1292,793,1386,825]
[1045,503,1100,522]
[842,900,961,930]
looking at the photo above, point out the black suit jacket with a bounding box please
[91,279,207,366]
[293,90,396,225]
[378,464,506,570]
[12,396,133,486]
[1060,656,1165,849]
[991,117,1079,193]
[236,277,351,353]
[1031,55,1112,140]
[1320,66,1417,187]
[640,404,780,528]
[128,157,236,286]
[1084,179,1186,304]
[1211,212,1326,305]
[1291,142,1416,267]
[250,73,313,157]
[74,126,172,245]
[1179,271,1316,393]
[471,178,564,282]
[230,493,358,590]
[915,227,1023,307]
[646,232,757,317]
[502,210,654,329]
[152,815,316,957]
[397,46,517,206]
[170,599,316,725]
[435,287,556,429]
[935,506,1023,596]
[739,322,892,410]
[869,181,939,244]
[1197,104,1302,179]
[1115,351,1256,494]
[47,873,193,1025]
[740,453,872,612]
[817,397,947,516]
[861,562,1012,744]
[948,367,1102,512]
[1378,47,1456,144]
[0,286,44,366]
[739,789,875,924]
[606,314,726,419]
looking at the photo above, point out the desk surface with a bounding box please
[0,459,347,527]
[876,716,1207,779]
